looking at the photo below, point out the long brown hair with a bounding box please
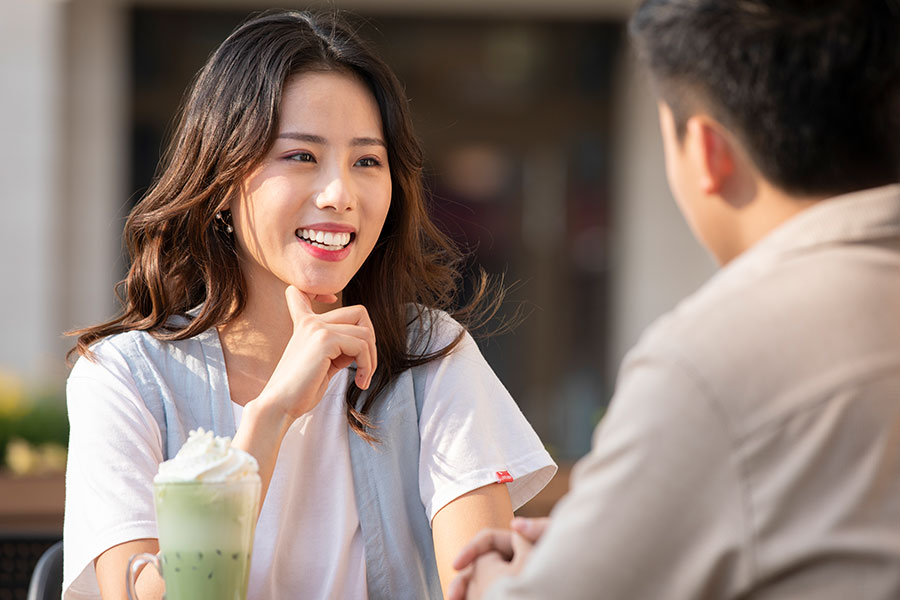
[69,9,503,440]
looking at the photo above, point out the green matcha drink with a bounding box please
[127,429,261,600]
[154,479,259,600]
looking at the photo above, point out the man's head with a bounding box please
[631,0,900,197]
[630,0,900,262]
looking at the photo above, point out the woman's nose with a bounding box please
[315,176,354,212]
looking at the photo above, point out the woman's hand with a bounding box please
[95,539,164,600]
[257,285,376,419]
[232,285,377,507]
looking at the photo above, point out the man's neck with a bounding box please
[718,180,824,264]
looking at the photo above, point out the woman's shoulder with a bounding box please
[83,328,167,359]
[72,318,216,377]
[404,304,469,355]
[70,329,150,368]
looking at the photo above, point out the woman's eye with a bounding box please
[287,152,315,163]
[355,157,381,167]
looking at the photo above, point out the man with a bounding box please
[450,0,900,598]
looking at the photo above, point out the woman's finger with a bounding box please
[308,292,339,305]
[315,324,376,389]
[317,305,377,386]
[284,292,377,390]
[316,304,374,329]
[319,331,375,391]
[285,285,315,327]
[315,323,372,340]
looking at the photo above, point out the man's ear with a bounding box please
[684,116,735,195]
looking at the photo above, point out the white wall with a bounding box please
[0,0,65,380]
[59,1,129,344]
[0,0,127,381]
[608,51,717,383]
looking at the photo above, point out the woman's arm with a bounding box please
[66,348,167,600]
[95,539,163,600]
[432,482,513,599]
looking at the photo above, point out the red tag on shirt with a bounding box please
[496,470,514,483]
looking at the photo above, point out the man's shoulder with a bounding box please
[624,239,900,437]
[638,237,900,361]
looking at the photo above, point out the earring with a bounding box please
[215,210,234,234]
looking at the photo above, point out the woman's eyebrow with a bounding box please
[277,132,326,144]
[276,132,385,147]
[350,136,386,148]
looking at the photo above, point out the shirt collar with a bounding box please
[725,183,900,272]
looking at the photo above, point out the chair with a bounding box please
[26,540,63,600]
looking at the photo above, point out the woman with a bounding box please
[63,10,555,600]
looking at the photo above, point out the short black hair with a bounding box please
[630,0,900,197]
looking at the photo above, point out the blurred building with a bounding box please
[0,0,714,460]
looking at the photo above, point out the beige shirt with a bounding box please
[490,184,900,599]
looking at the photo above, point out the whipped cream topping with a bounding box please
[154,428,260,483]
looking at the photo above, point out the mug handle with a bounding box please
[126,552,162,600]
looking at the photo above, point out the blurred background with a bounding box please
[0,0,715,576]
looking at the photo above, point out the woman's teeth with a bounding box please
[298,229,352,250]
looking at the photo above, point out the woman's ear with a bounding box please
[684,116,735,195]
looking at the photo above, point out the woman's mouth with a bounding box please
[296,228,354,251]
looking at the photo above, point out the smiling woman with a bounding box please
[62,9,554,600]
[228,71,392,305]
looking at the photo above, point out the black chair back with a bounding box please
[0,534,61,600]
[26,540,63,600]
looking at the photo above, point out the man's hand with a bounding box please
[448,517,550,600]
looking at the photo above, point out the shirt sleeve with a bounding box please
[63,342,165,600]
[486,352,747,600]
[416,316,557,523]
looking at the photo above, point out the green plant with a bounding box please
[0,372,68,473]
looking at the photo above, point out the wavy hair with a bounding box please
[69,10,503,441]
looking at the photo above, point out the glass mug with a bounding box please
[127,479,260,600]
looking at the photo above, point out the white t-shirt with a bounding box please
[63,313,556,599]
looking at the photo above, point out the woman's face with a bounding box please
[229,70,392,304]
